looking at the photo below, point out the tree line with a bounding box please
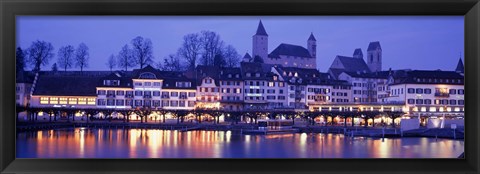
[17,30,241,73]
[16,41,89,73]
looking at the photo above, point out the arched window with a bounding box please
[139,72,157,79]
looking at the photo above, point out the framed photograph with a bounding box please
[1,0,479,173]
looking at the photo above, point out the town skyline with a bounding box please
[17,16,464,72]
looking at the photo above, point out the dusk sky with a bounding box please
[17,16,464,72]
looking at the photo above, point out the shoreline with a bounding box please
[16,122,464,140]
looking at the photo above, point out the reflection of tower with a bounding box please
[367,41,382,72]
[307,32,317,60]
[252,20,268,60]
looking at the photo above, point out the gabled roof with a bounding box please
[275,67,336,85]
[195,65,220,85]
[162,78,196,90]
[336,55,371,73]
[33,75,102,96]
[97,71,133,88]
[342,71,389,79]
[367,41,382,51]
[16,71,35,84]
[268,43,313,59]
[391,70,464,85]
[218,67,242,80]
[255,20,268,36]
[308,32,316,41]
[243,52,252,59]
[455,58,464,73]
[240,62,272,80]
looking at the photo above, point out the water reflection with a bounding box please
[16,128,464,158]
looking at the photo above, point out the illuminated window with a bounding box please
[268,82,274,87]
[78,98,87,105]
[49,97,58,104]
[68,98,77,105]
[87,98,96,105]
[58,98,68,104]
[40,97,49,104]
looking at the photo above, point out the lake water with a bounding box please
[16,128,464,158]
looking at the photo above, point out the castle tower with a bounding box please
[367,41,382,72]
[307,32,317,59]
[252,20,269,61]
[353,48,363,59]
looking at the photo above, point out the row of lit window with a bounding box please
[407,99,465,105]
[40,97,95,105]
[97,99,195,107]
[133,82,162,87]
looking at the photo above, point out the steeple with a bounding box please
[255,20,268,36]
[307,32,317,59]
[252,20,269,61]
[242,52,252,62]
[308,32,316,41]
[455,57,464,73]
[353,48,363,59]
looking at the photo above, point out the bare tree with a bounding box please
[131,36,154,69]
[25,40,54,72]
[178,33,202,70]
[223,45,241,68]
[75,43,89,72]
[117,44,136,71]
[161,54,183,71]
[57,45,75,72]
[200,31,224,66]
[106,54,117,72]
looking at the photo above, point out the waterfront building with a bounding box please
[240,62,271,110]
[218,67,244,111]
[195,66,221,109]
[385,70,465,121]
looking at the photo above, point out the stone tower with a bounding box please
[252,20,269,61]
[367,41,382,72]
[307,32,317,59]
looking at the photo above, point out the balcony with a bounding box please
[144,95,152,99]
[434,92,450,97]
[179,95,188,99]
[161,95,170,99]
[106,94,116,98]
[124,94,134,98]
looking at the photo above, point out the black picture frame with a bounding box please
[1,0,479,173]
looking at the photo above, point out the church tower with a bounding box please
[307,32,317,59]
[252,20,269,61]
[367,41,382,72]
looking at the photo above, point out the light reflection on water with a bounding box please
[16,128,464,158]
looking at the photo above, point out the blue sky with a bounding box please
[16,16,464,72]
